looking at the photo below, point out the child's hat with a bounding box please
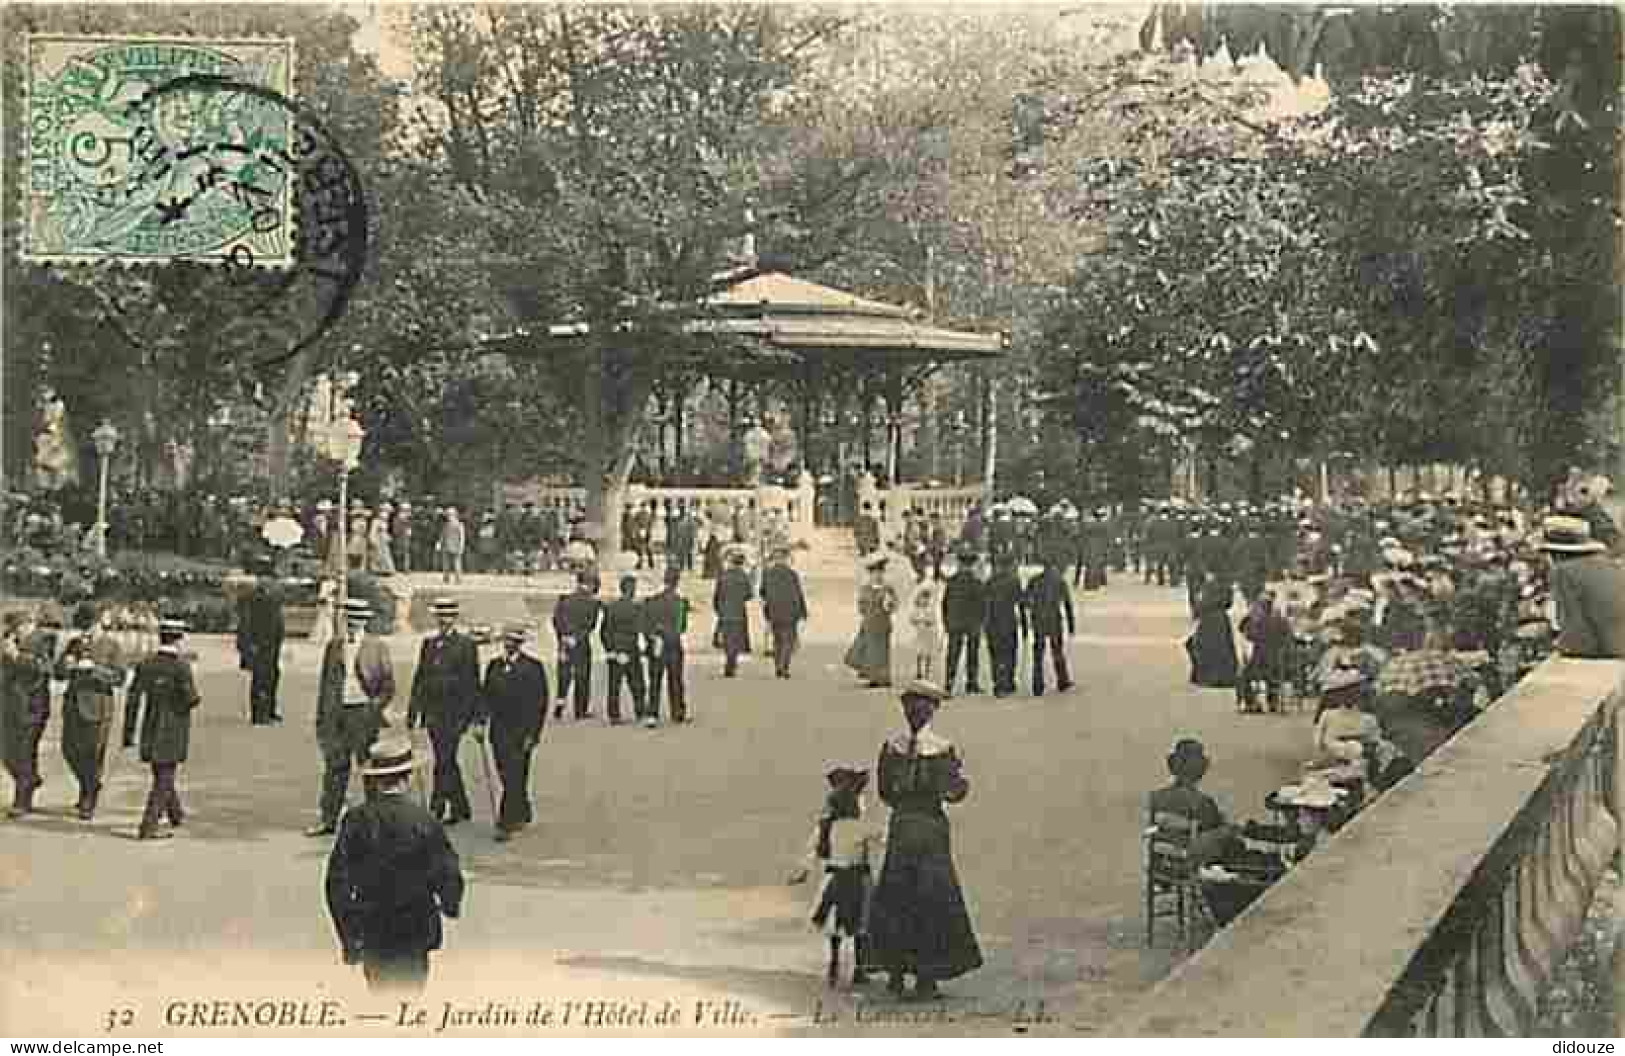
[825,767,869,793]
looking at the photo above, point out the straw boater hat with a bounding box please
[430,597,460,618]
[158,617,189,638]
[360,736,416,778]
[900,678,948,702]
[1536,514,1607,554]
[316,499,334,511]
[343,598,373,622]
[501,622,529,643]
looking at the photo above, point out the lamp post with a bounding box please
[323,415,365,637]
[90,420,120,559]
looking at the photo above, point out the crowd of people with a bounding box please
[5,462,1621,991]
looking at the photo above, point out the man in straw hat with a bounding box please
[1539,514,1625,659]
[409,598,482,825]
[308,598,397,837]
[122,617,200,840]
[325,736,464,992]
[475,624,549,841]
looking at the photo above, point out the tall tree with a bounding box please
[400,5,848,555]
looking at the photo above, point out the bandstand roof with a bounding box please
[485,269,1007,372]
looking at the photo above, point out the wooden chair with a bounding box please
[1143,809,1214,949]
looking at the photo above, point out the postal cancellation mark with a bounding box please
[23,35,296,266]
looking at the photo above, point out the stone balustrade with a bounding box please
[1111,656,1624,1037]
[880,484,984,535]
[514,478,818,541]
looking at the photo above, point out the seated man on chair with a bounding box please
[1149,738,1279,927]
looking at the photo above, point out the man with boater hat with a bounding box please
[409,598,482,824]
[122,617,200,840]
[475,624,549,840]
[941,546,986,696]
[553,571,603,719]
[309,598,396,837]
[325,736,464,992]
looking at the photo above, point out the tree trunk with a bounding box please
[264,345,322,502]
[580,344,653,565]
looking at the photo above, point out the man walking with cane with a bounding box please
[474,624,549,841]
[308,598,395,837]
[409,598,481,826]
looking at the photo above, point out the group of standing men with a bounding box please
[307,596,551,843]
[937,549,1078,700]
[2,601,202,840]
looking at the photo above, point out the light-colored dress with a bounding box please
[844,582,897,685]
[909,579,942,671]
[803,814,885,938]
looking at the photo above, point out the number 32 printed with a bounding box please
[105,1007,135,1031]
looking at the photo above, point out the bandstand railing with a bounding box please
[1111,657,1625,1037]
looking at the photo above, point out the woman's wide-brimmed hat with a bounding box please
[1322,666,1367,694]
[825,767,870,793]
[900,678,948,703]
[360,736,416,778]
[1536,514,1607,554]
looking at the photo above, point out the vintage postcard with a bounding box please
[1,1,1621,1042]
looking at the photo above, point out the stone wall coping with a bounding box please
[1111,656,1624,1038]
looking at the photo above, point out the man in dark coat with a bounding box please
[325,738,464,992]
[600,575,647,725]
[1023,557,1076,696]
[1541,515,1625,659]
[122,618,200,840]
[474,626,548,840]
[641,567,691,724]
[713,549,754,677]
[237,556,286,725]
[552,572,602,719]
[309,598,396,836]
[409,598,482,825]
[941,547,986,696]
[984,556,1026,698]
[2,612,55,818]
[55,602,126,820]
[759,547,808,679]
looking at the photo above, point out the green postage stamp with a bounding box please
[23,35,297,266]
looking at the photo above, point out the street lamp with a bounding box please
[90,420,120,559]
[322,415,365,636]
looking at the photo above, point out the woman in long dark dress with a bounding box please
[865,680,983,1000]
[844,555,897,687]
[1186,573,1239,688]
